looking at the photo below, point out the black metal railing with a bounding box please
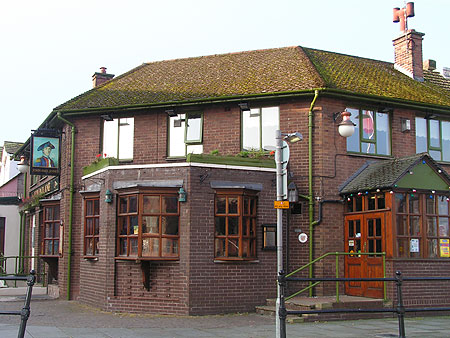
[277,270,450,338]
[0,271,36,338]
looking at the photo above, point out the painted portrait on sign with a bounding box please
[31,136,60,175]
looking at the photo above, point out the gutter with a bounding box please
[56,113,76,301]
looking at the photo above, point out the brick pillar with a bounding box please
[393,29,425,81]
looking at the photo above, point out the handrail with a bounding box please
[0,256,47,287]
[285,251,386,302]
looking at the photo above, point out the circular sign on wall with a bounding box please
[298,233,308,243]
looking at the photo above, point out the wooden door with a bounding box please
[345,212,384,298]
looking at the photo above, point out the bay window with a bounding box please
[416,117,450,162]
[214,190,257,260]
[168,112,203,157]
[346,108,391,156]
[102,117,134,160]
[242,106,279,151]
[117,191,179,259]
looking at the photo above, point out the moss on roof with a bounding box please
[423,69,450,94]
[56,47,324,111]
[55,46,450,112]
[302,47,450,107]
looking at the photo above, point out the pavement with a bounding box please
[0,292,450,337]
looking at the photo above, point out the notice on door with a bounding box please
[410,239,419,253]
[440,239,450,258]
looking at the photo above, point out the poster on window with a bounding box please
[30,132,60,176]
[410,238,419,253]
[440,239,450,258]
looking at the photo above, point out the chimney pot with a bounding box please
[100,67,107,74]
[423,59,436,71]
[406,2,415,17]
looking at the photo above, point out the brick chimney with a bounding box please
[392,2,424,81]
[92,67,114,88]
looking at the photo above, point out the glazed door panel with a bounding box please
[345,213,384,298]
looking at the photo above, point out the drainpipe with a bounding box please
[307,90,319,296]
[57,113,76,300]
[19,172,27,272]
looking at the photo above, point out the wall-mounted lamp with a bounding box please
[283,132,303,144]
[17,156,30,174]
[165,109,178,117]
[238,102,250,112]
[334,110,356,138]
[105,189,113,203]
[101,114,114,121]
[401,118,411,132]
[178,187,187,202]
[287,182,299,203]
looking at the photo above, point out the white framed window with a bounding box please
[102,118,134,160]
[242,107,279,151]
[168,112,203,157]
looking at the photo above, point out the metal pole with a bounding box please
[395,271,406,338]
[17,270,35,338]
[278,270,287,338]
[275,130,283,338]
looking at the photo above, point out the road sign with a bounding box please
[274,201,290,209]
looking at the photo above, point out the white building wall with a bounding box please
[0,148,20,187]
[0,204,20,275]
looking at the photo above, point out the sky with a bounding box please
[1,0,449,147]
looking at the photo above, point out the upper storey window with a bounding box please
[416,117,450,162]
[102,118,134,160]
[346,108,391,156]
[242,107,279,151]
[168,112,203,157]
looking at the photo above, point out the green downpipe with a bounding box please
[57,113,76,301]
[308,90,320,297]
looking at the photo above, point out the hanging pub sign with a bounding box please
[30,129,61,176]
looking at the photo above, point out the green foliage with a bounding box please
[210,149,220,156]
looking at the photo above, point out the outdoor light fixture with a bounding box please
[165,109,178,117]
[334,111,356,138]
[101,114,114,121]
[17,156,29,174]
[287,181,299,203]
[105,189,113,203]
[178,187,187,202]
[283,132,303,143]
[238,102,250,111]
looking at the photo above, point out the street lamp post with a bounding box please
[275,130,302,338]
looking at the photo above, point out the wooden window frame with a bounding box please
[425,194,450,258]
[116,189,180,260]
[83,196,100,258]
[40,204,60,257]
[214,189,257,261]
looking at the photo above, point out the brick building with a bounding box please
[15,20,450,314]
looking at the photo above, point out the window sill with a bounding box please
[214,259,259,263]
[83,256,98,261]
[346,152,393,160]
[114,257,179,262]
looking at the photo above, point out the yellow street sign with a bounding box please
[274,201,289,209]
